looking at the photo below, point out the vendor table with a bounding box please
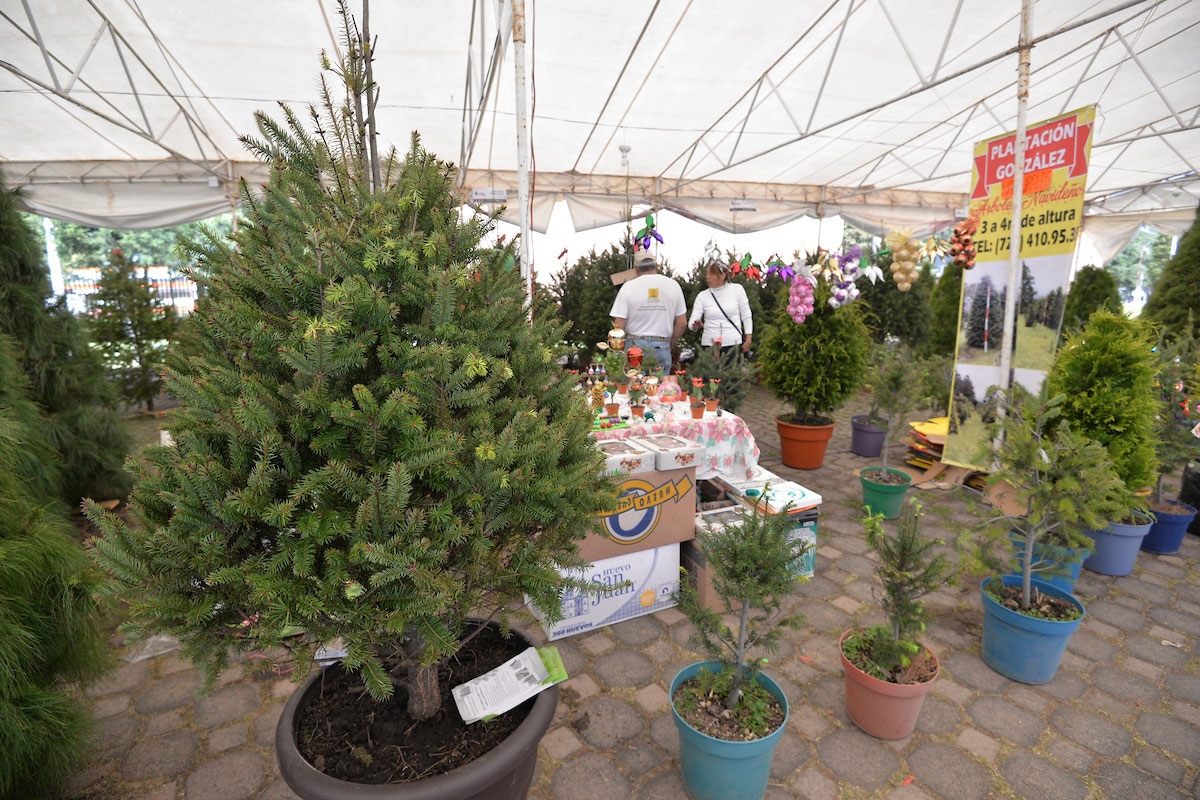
[591,404,760,481]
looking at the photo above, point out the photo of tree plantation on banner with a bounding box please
[943,106,1096,470]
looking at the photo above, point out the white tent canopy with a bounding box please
[2,0,1198,257]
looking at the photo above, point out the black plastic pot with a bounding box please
[276,628,558,800]
[850,415,886,458]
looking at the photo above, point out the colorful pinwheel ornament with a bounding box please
[634,214,664,251]
[729,253,762,282]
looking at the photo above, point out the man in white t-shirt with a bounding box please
[610,253,686,370]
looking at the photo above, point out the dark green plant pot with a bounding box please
[860,468,912,519]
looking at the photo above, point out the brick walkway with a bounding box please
[66,385,1200,799]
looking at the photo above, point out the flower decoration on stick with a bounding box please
[690,377,705,404]
[706,378,721,399]
[634,214,664,252]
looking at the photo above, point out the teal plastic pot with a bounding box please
[860,468,912,519]
[981,575,1084,685]
[1141,503,1197,554]
[1083,513,1152,576]
[671,661,788,800]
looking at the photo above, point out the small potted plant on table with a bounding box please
[859,343,916,518]
[973,390,1126,684]
[841,503,950,739]
[690,376,706,419]
[1142,329,1199,553]
[1046,310,1159,575]
[84,18,618,800]
[630,379,646,418]
[673,495,808,800]
[760,281,870,469]
[705,378,721,413]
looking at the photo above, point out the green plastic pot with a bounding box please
[860,468,912,519]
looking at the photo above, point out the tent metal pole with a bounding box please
[994,0,1033,455]
[512,0,532,311]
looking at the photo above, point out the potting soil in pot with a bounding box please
[986,582,1082,622]
[861,468,909,486]
[294,625,533,784]
[841,629,937,684]
[672,669,785,741]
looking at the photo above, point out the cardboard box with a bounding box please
[681,535,726,614]
[712,463,781,495]
[579,466,696,561]
[628,433,706,472]
[597,438,656,476]
[531,543,679,640]
[736,480,822,513]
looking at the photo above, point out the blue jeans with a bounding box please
[631,338,672,371]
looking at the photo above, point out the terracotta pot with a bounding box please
[776,416,836,470]
[617,383,629,395]
[839,629,938,740]
[631,405,645,418]
[604,403,620,416]
[276,625,558,800]
[691,404,705,419]
[704,399,719,412]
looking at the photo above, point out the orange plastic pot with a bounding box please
[776,417,836,470]
[631,405,645,419]
[704,399,719,412]
[690,404,705,419]
[839,629,938,740]
[604,403,620,416]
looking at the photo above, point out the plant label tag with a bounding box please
[314,638,347,665]
[453,646,567,724]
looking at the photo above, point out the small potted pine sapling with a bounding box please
[860,344,917,518]
[1143,327,1200,553]
[973,389,1127,684]
[851,348,888,457]
[840,504,950,739]
[672,496,807,800]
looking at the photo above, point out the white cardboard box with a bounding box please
[596,438,656,476]
[714,463,781,495]
[530,543,679,641]
[629,433,706,472]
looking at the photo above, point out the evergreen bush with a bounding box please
[85,38,618,720]
[1152,325,1200,503]
[925,261,963,357]
[1045,310,1159,492]
[1142,203,1200,341]
[690,342,757,413]
[550,239,634,365]
[89,247,179,411]
[857,254,932,350]
[0,336,111,799]
[0,180,130,504]
[1061,265,1121,332]
[759,282,871,424]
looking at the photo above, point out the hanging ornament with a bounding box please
[764,254,795,283]
[703,238,722,266]
[949,216,979,270]
[634,214,664,252]
[729,253,763,282]
[883,226,922,292]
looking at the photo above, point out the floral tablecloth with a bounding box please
[591,404,760,481]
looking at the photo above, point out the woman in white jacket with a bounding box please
[689,261,752,355]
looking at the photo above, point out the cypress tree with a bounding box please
[858,255,932,350]
[85,31,617,718]
[0,180,130,504]
[550,239,634,365]
[965,275,1005,350]
[88,247,179,411]
[1061,265,1121,331]
[925,261,963,356]
[1142,203,1200,341]
[0,335,111,799]
[1019,262,1036,322]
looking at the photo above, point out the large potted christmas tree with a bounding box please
[86,14,616,800]
[760,281,870,469]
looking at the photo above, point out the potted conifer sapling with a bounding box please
[85,17,617,800]
[859,344,916,518]
[973,390,1126,684]
[840,504,950,739]
[672,494,808,800]
[1142,327,1200,553]
[851,348,888,457]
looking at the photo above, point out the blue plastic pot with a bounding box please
[980,575,1084,685]
[671,661,788,800]
[1007,533,1089,594]
[1083,513,1152,576]
[1141,503,1198,554]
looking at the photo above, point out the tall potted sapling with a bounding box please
[1046,310,1158,575]
[672,495,808,800]
[859,343,917,518]
[851,347,888,457]
[85,15,617,800]
[760,281,871,469]
[840,504,950,739]
[974,390,1126,684]
[1142,327,1200,553]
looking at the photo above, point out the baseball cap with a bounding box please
[634,253,658,271]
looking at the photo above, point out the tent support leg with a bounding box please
[512,0,533,314]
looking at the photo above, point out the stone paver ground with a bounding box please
[63,385,1200,799]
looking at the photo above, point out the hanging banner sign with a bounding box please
[942,105,1095,470]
